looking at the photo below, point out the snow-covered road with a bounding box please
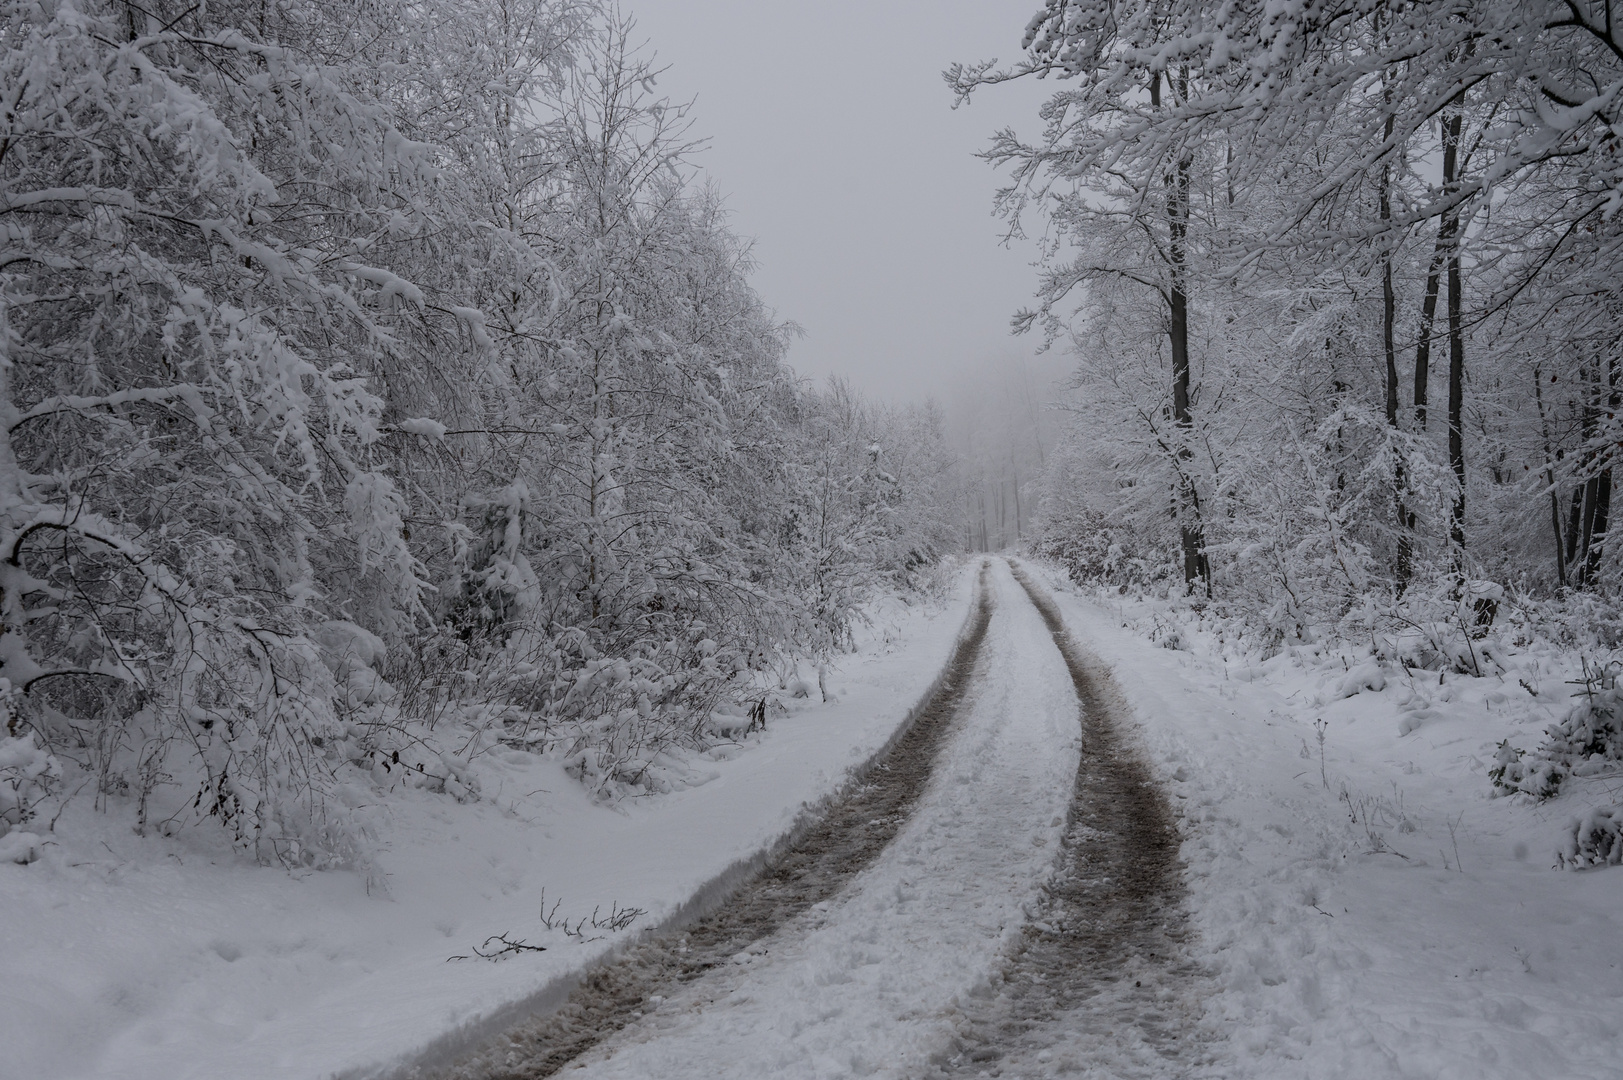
[930,561,1206,1078]
[442,559,1129,1079]
[554,558,1081,1079]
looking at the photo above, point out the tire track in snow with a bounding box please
[515,559,1083,1079]
[930,559,1212,1079]
[425,561,997,1080]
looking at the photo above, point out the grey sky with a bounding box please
[623,0,1056,403]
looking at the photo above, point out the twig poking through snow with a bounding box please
[538,887,647,942]
[447,933,547,962]
[1314,718,1329,789]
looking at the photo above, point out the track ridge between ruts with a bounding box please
[931,559,1211,1078]
[426,562,997,1080]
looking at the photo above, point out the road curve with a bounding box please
[424,558,1205,1080]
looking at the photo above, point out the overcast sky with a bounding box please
[622,0,1060,404]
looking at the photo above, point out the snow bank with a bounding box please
[1033,562,1623,1079]
[0,571,978,1080]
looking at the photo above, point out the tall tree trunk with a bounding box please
[1413,240,1444,433]
[1579,475,1599,580]
[1387,254,1414,589]
[1533,368,1568,587]
[1158,70,1210,596]
[1011,460,1023,540]
[1445,243,1465,556]
[1380,103,1411,591]
[1404,234,1448,571]
[1567,481,1586,570]
[1383,269,1399,428]
[1578,356,1620,586]
[1574,363,1600,581]
[1404,238,1445,552]
[1586,470,1613,583]
[1441,100,1467,563]
[1550,479,1570,588]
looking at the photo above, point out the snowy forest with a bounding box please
[8,2,1623,1078]
[957,2,1623,642]
[0,0,963,868]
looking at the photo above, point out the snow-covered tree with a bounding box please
[0,0,961,854]
[965,0,1623,634]
[0,0,470,863]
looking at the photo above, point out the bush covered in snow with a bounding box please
[1033,506,1165,590]
[1558,804,1623,868]
[1489,741,1567,801]
[0,680,57,863]
[0,733,57,845]
[1492,660,1623,800]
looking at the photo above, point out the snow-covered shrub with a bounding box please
[1034,508,1161,589]
[465,624,748,796]
[1536,661,1623,766]
[451,483,542,632]
[1030,415,1173,591]
[1489,740,1566,800]
[1373,577,1509,678]
[1492,659,1623,799]
[0,731,59,839]
[0,679,56,864]
[1558,804,1623,869]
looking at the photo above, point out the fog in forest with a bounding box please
[624,0,1056,406]
[626,0,1073,552]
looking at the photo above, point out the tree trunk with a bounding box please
[1413,240,1444,433]
[1585,470,1612,583]
[1158,70,1210,596]
[1380,102,1411,591]
[1441,100,1466,562]
[1550,479,1570,587]
[1566,481,1585,570]
[1387,255,1413,590]
[1577,356,1621,586]
[1579,475,1599,580]
[1446,245,1465,556]
[1575,362,1599,585]
[1533,368,1567,587]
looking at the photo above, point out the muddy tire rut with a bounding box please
[423,562,997,1080]
[929,560,1208,1078]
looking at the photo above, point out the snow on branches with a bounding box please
[0,0,960,864]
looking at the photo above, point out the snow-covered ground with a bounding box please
[1030,561,1623,1080]
[554,558,1081,1079]
[12,554,1623,1080]
[0,573,975,1080]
